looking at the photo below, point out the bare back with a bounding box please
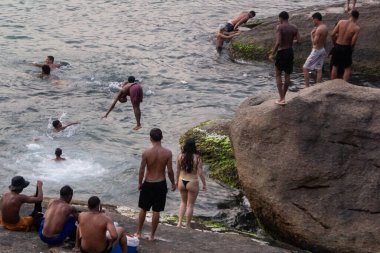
[42,199,75,236]
[1,192,25,223]
[313,23,328,49]
[144,145,172,181]
[278,23,299,50]
[334,20,360,45]
[79,212,113,253]
[229,12,249,25]
[178,154,201,180]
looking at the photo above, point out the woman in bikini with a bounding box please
[176,139,207,228]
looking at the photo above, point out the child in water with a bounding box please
[52,119,80,132]
[53,148,66,161]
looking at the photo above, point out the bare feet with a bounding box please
[275,99,287,105]
[133,125,142,130]
[148,234,155,241]
[134,232,142,239]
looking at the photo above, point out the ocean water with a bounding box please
[0,0,378,220]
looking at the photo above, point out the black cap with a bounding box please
[9,176,30,191]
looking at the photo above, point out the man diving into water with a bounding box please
[102,76,143,130]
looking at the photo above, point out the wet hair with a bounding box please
[181,139,197,173]
[88,196,100,209]
[128,76,135,83]
[52,120,61,128]
[60,185,73,198]
[47,55,54,63]
[55,148,62,157]
[312,12,322,21]
[279,11,289,21]
[150,128,163,142]
[249,11,256,17]
[42,65,51,75]
[351,10,359,19]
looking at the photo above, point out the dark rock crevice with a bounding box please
[292,202,331,229]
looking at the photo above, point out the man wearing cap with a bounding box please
[0,176,43,231]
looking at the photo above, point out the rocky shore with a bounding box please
[229,1,380,76]
[0,200,306,253]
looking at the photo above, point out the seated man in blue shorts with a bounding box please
[39,185,77,246]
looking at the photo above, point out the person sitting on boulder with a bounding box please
[0,176,43,231]
[39,185,77,246]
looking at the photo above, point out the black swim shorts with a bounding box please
[275,48,294,74]
[331,44,352,69]
[138,180,167,212]
[224,23,234,32]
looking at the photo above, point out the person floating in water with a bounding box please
[215,25,241,53]
[33,55,61,70]
[269,11,300,105]
[53,148,66,161]
[102,76,143,130]
[52,119,80,133]
[330,10,360,81]
[224,10,256,32]
[36,65,65,84]
[0,176,43,232]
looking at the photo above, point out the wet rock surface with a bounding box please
[230,80,380,253]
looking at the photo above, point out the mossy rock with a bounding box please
[230,41,271,61]
[179,120,240,189]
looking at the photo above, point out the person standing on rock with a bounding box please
[330,10,360,81]
[269,11,300,105]
[39,185,77,246]
[345,0,357,13]
[74,196,127,253]
[0,176,43,231]
[135,128,176,240]
[224,11,256,32]
[303,12,328,87]
[176,139,207,228]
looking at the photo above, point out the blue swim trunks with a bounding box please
[39,216,76,245]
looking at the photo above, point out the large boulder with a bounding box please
[230,80,380,253]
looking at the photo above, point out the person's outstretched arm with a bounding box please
[62,122,80,130]
[102,91,122,118]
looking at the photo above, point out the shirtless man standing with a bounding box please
[224,11,256,32]
[75,196,127,253]
[33,56,61,70]
[303,12,328,87]
[135,128,176,240]
[269,11,300,105]
[103,76,143,130]
[39,185,77,246]
[331,10,360,81]
[0,176,43,231]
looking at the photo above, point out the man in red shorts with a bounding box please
[103,76,143,130]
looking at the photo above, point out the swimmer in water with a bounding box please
[102,76,143,130]
[33,55,61,70]
[36,65,65,85]
[52,120,80,133]
[215,25,241,53]
[53,148,66,161]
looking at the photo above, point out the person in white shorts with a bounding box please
[303,12,328,87]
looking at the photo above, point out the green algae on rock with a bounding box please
[179,120,240,189]
[230,41,271,61]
